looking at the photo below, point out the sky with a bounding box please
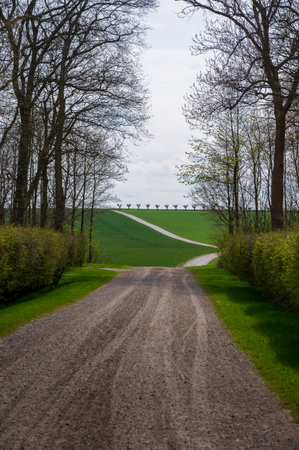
[112,0,206,209]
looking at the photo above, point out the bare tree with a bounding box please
[0,0,157,228]
[173,204,178,210]
[145,203,150,210]
[180,0,299,229]
[136,204,141,210]
[165,204,169,210]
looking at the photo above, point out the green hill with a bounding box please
[92,211,215,267]
[118,209,219,245]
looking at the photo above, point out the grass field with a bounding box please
[191,264,299,422]
[92,211,215,266]
[0,266,118,337]
[119,209,219,245]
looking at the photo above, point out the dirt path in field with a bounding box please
[113,210,217,248]
[183,253,218,267]
[1,268,298,449]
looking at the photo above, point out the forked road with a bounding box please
[1,268,298,449]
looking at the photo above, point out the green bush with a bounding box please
[253,229,299,309]
[64,232,86,268]
[218,232,256,281]
[0,226,85,303]
[218,228,299,310]
[287,232,299,307]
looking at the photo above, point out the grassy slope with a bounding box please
[93,211,215,266]
[121,209,219,245]
[0,266,117,337]
[191,264,299,422]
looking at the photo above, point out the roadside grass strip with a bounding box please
[93,211,215,266]
[190,265,299,423]
[0,266,118,338]
[124,209,219,245]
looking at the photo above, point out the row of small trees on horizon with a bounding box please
[116,204,198,211]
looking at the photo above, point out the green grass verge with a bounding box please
[0,266,118,338]
[92,211,215,266]
[122,209,219,245]
[190,265,299,422]
[87,263,131,269]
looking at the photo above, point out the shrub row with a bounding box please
[218,228,299,310]
[0,226,85,303]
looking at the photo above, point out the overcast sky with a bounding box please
[112,0,206,208]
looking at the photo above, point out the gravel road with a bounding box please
[183,253,218,267]
[1,267,298,449]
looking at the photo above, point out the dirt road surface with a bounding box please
[1,268,298,449]
[183,253,218,267]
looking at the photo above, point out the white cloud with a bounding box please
[112,0,206,207]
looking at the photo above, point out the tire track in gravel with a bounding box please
[0,267,298,449]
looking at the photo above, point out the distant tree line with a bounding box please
[177,0,299,232]
[0,0,157,232]
[116,204,198,210]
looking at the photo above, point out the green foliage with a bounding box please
[87,239,100,263]
[0,226,85,303]
[64,231,86,268]
[253,229,299,309]
[218,232,256,281]
[126,209,219,245]
[191,265,299,422]
[218,229,299,310]
[0,266,118,337]
[91,211,215,267]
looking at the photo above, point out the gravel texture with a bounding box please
[183,253,218,267]
[0,267,298,449]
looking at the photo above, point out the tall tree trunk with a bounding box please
[88,178,96,263]
[53,83,66,232]
[31,185,38,227]
[271,111,286,230]
[0,203,5,225]
[70,151,77,232]
[80,158,87,234]
[233,159,239,231]
[13,106,32,225]
[252,161,259,231]
[53,34,71,232]
[54,139,65,232]
[40,162,48,228]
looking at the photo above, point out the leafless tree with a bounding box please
[179,0,299,229]
[0,0,157,229]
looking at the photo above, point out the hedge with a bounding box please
[218,228,299,311]
[0,226,85,303]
